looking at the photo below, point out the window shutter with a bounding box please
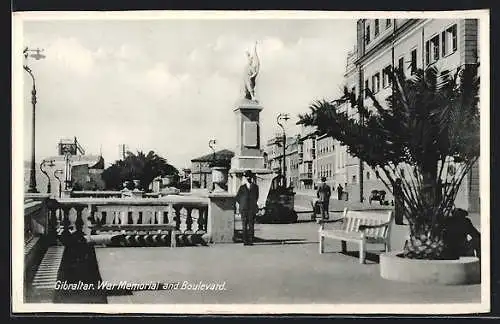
[442,31,446,56]
[425,40,430,65]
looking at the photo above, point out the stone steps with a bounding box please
[28,246,65,303]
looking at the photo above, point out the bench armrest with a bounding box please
[359,222,390,231]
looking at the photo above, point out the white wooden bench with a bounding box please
[319,208,394,264]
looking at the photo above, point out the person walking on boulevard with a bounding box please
[316,177,331,221]
[337,184,344,200]
[235,170,259,245]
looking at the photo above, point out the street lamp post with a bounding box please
[64,153,72,190]
[23,47,46,193]
[39,159,55,194]
[276,113,290,188]
[54,169,63,198]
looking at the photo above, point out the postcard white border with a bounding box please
[12,9,491,314]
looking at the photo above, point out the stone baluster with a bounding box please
[202,206,209,231]
[197,207,206,233]
[173,206,182,231]
[74,205,85,239]
[171,205,182,247]
[185,207,193,233]
[46,199,59,244]
[61,206,72,234]
[86,204,97,234]
[59,205,72,246]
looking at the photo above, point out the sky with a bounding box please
[20,15,357,170]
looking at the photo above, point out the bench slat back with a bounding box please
[341,209,393,239]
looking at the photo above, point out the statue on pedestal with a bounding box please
[243,42,260,102]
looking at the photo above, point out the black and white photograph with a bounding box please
[12,10,490,314]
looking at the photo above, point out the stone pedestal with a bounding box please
[234,99,263,156]
[231,99,265,170]
[206,192,235,243]
[228,98,274,194]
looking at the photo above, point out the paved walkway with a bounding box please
[95,216,481,305]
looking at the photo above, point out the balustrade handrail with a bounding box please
[71,190,123,196]
[25,200,44,215]
[55,195,209,207]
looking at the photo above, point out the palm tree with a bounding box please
[298,64,479,259]
[102,150,179,191]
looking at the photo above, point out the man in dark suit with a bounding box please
[235,170,259,246]
[316,177,331,220]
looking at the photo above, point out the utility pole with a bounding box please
[277,113,290,188]
[358,65,364,203]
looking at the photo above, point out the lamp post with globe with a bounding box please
[24,47,46,193]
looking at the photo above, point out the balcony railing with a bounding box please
[299,172,313,180]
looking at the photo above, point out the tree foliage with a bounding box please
[298,64,480,259]
[102,150,179,191]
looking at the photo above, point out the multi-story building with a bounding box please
[265,134,300,189]
[294,18,480,211]
[297,125,316,190]
[190,149,234,190]
[326,18,477,209]
[315,134,335,189]
[353,18,479,211]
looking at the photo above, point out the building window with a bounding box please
[410,49,417,74]
[442,24,458,56]
[386,19,392,29]
[426,34,440,65]
[382,65,391,88]
[372,73,380,93]
[374,19,380,37]
[364,79,369,98]
[365,25,371,44]
[398,57,404,75]
[366,172,370,180]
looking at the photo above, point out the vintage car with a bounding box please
[369,189,389,205]
[256,175,298,224]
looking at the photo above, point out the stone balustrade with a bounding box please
[24,194,52,292]
[24,199,47,244]
[52,195,213,246]
[24,191,236,248]
[69,191,123,198]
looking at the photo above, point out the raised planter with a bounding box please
[380,251,480,285]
